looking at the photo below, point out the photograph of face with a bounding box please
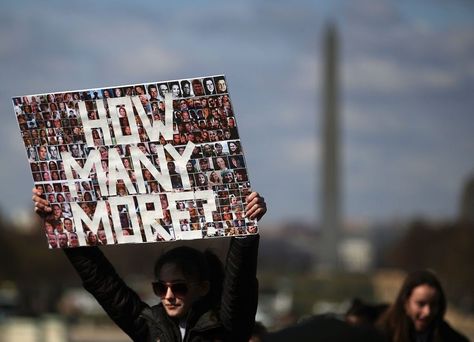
[49,146,60,160]
[181,80,193,97]
[191,79,204,96]
[215,77,228,94]
[27,146,37,161]
[169,82,182,98]
[157,82,169,99]
[213,156,229,171]
[203,78,216,95]
[134,85,145,96]
[228,155,245,169]
[147,84,159,101]
[70,144,83,158]
[227,141,242,155]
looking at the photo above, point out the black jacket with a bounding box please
[414,320,470,342]
[64,235,259,342]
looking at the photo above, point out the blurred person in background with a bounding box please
[345,298,388,328]
[376,270,469,342]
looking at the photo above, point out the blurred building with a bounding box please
[339,238,373,272]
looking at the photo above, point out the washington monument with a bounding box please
[320,23,341,271]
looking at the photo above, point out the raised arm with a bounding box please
[32,188,150,341]
[220,191,266,341]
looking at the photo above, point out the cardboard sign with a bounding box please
[13,75,257,248]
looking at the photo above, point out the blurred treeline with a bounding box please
[385,219,474,312]
[0,213,161,316]
[0,211,473,318]
[256,220,474,318]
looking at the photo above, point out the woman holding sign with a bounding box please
[32,188,266,342]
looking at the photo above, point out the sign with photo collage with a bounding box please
[13,75,257,249]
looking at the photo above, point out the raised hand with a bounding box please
[245,192,267,221]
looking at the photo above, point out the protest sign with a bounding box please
[13,75,257,248]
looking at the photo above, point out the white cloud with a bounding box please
[282,136,320,168]
[344,56,460,93]
[343,106,405,135]
[110,45,185,77]
[292,54,321,92]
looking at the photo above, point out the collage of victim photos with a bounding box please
[13,75,258,249]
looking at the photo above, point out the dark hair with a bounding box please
[251,321,268,340]
[154,246,224,309]
[346,298,388,326]
[377,270,446,342]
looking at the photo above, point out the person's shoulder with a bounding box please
[143,303,167,322]
[439,320,470,342]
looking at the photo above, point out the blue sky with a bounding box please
[1,0,473,224]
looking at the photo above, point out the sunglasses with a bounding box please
[152,281,189,298]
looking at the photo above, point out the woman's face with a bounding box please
[205,80,214,92]
[64,219,73,232]
[224,172,234,183]
[229,142,237,153]
[135,86,145,95]
[198,173,206,184]
[216,157,226,170]
[100,147,108,159]
[171,84,180,96]
[43,172,51,181]
[53,205,62,217]
[44,221,54,234]
[404,284,439,332]
[81,203,91,214]
[150,182,159,191]
[29,147,37,158]
[38,146,48,160]
[144,169,152,180]
[150,143,158,154]
[89,233,97,244]
[102,160,109,170]
[157,262,207,319]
